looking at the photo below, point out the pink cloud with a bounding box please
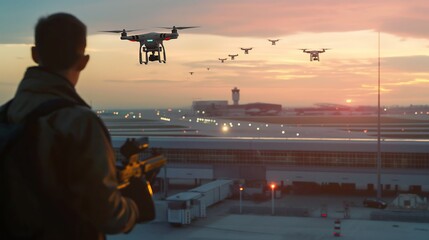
[167,0,429,39]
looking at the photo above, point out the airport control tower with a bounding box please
[231,87,240,105]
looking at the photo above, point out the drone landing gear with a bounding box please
[140,42,167,65]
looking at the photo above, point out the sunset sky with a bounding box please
[1,0,429,109]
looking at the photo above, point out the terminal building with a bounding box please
[192,87,282,116]
[113,137,429,195]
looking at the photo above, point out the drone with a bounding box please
[300,48,330,61]
[240,47,253,54]
[189,72,194,75]
[228,54,238,60]
[268,39,280,45]
[101,26,198,64]
[218,58,227,63]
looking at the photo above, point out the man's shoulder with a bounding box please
[53,105,110,141]
[59,104,101,123]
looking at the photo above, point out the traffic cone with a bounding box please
[333,219,341,237]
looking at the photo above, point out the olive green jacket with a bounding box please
[4,67,138,239]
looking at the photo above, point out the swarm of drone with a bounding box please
[221,39,330,61]
[216,38,330,65]
[102,26,331,77]
[186,38,332,79]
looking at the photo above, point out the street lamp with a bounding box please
[271,183,276,215]
[239,185,243,214]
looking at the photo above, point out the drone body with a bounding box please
[300,48,330,61]
[268,39,280,45]
[102,26,198,64]
[228,54,238,60]
[218,58,227,63]
[240,47,253,54]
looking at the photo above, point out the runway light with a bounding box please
[222,125,229,132]
[282,131,285,134]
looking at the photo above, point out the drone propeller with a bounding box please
[159,26,199,30]
[99,29,142,33]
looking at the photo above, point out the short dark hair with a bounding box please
[35,13,86,71]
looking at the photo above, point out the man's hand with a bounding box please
[120,177,155,223]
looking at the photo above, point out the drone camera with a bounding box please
[149,55,160,62]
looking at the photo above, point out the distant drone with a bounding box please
[218,58,227,63]
[101,26,198,64]
[228,54,238,60]
[268,39,280,45]
[240,47,253,54]
[189,72,194,75]
[300,48,330,61]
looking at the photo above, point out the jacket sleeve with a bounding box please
[57,108,139,234]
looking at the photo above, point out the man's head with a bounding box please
[32,13,89,82]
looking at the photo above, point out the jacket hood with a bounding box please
[8,67,90,123]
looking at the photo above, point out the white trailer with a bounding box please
[166,191,205,225]
[165,179,233,226]
[189,179,233,207]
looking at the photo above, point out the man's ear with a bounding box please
[75,54,90,71]
[31,46,40,64]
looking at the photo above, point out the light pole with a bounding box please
[376,31,382,199]
[271,183,276,215]
[239,185,243,214]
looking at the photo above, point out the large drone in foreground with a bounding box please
[300,48,330,61]
[101,26,198,64]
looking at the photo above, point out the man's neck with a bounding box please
[58,70,79,87]
[43,67,78,87]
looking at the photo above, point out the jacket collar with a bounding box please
[17,66,90,108]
